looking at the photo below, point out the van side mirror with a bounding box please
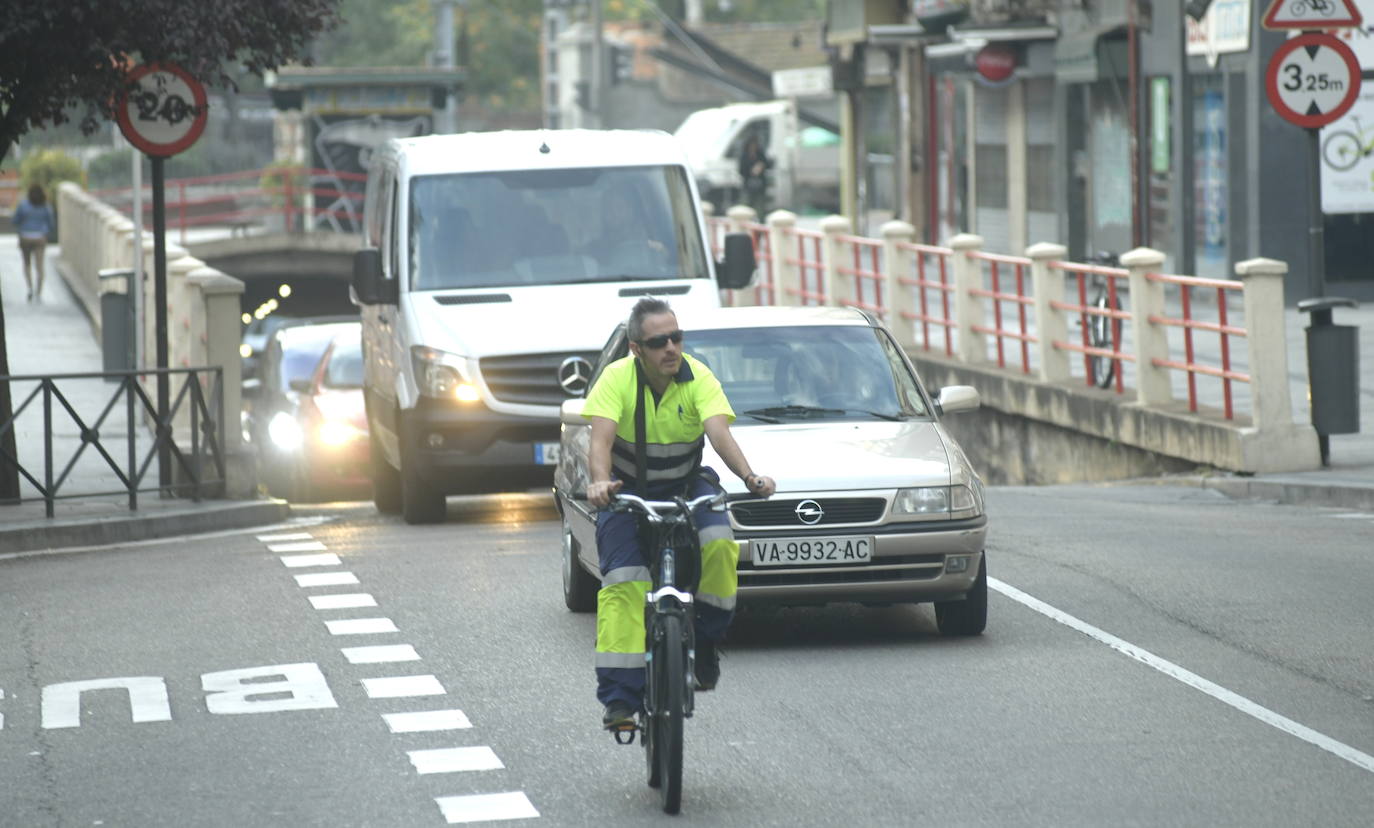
[352,248,395,305]
[717,232,756,291]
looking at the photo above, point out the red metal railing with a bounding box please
[783,226,826,306]
[969,251,1036,374]
[834,234,885,316]
[1145,272,1249,419]
[1050,260,1133,394]
[895,241,955,356]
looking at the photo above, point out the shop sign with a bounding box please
[1151,77,1171,174]
[1187,0,1252,67]
[1320,87,1374,213]
[974,44,1017,84]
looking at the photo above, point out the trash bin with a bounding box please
[98,267,136,379]
[1297,296,1360,466]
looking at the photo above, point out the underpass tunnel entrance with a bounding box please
[238,273,357,382]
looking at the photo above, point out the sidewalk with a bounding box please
[0,232,286,553]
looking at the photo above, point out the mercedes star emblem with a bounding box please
[794,499,824,525]
[558,356,593,396]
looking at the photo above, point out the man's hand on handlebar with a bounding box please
[587,479,623,508]
[745,474,776,498]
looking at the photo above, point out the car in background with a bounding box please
[553,306,990,635]
[240,314,295,382]
[248,319,368,501]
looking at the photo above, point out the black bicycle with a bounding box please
[583,486,759,814]
[1086,251,1124,389]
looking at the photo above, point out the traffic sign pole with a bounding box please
[151,156,170,489]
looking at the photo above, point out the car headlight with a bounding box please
[317,420,363,446]
[267,411,304,451]
[894,485,981,518]
[411,346,480,401]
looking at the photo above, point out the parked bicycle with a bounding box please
[578,484,761,815]
[1086,251,1124,389]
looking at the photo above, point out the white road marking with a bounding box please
[1,688,5,729]
[308,593,377,610]
[202,663,337,714]
[41,677,172,729]
[362,675,446,699]
[268,541,328,553]
[343,645,420,664]
[325,618,399,636]
[0,516,333,561]
[990,577,1374,775]
[409,746,504,774]
[435,792,539,824]
[281,553,342,568]
[257,532,315,542]
[1330,513,1373,519]
[383,710,472,733]
[294,572,359,587]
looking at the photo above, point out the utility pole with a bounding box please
[590,0,605,128]
[434,0,457,134]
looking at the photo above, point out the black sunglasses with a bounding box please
[637,330,684,350]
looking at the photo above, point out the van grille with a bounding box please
[479,352,599,406]
[732,498,887,527]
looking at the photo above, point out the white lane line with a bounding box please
[343,644,420,664]
[435,792,539,824]
[295,572,359,587]
[1,688,5,729]
[990,577,1374,775]
[325,618,399,636]
[257,532,315,542]
[281,553,341,568]
[1330,513,1373,519]
[409,746,504,775]
[362,675,446,698]
[308,593,377,610]
[268,541,328,553]
[0,516,334,561]
[383,710,472,733]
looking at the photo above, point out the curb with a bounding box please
[0,499,291,555]
[1150,474,1374,512]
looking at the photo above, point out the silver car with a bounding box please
[552,306,989,635]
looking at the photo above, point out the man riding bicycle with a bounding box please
[583,298,776,731]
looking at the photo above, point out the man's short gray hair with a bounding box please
[628,297,673,343]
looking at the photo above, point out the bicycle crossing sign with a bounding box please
[1265,33,1363,128]
[115,63,208,157]
[1263,0,1363,30]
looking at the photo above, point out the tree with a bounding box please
[0,0,341,499]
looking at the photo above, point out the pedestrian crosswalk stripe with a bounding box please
[257,532,314,542]
[343,644,419,664]
[268,541,328,553]
[382,709,472,733]
[295,572,359,587]
[308,593,377,610]
[325,617,398,635]
[280,553,341,568]
[435,792,539,823]
[361,675,445,698]
[409,746,503,774]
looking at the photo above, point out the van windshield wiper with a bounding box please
[741,405,907,421]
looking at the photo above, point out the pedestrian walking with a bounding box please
[737,133,770,216]
[12,185,55,302]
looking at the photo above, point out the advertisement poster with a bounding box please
[1196,88,1228,279]
[1187,0,1251,66]
[1321,88,1374,214]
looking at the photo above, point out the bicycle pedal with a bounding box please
[610,724,637,745]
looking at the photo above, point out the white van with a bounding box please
[351,129,756,523]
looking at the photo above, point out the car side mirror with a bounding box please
[717,232,756,291]
[289,378,313,394]
[352,248,395,305]
[560,398,587,426]
[936,385,979,416]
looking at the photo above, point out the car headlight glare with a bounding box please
[454,382,481,402]
[411,346,471,399]
[267,411,304,451]
[317,420,362,446]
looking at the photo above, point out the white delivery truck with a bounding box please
[351,129,756,523]
[674,99,841,214]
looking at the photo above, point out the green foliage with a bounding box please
[19,148,84,198]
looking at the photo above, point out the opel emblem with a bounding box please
[558,356,593,396]
[794,499,824,525]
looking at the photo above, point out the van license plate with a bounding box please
[750,537,873,567]
[534,443,561,465]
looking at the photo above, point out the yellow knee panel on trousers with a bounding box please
[697,538,739,606]
[596,580,650,654]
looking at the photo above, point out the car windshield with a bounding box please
[322,340,364,389]
[408,165,709,291]
[683,325,930,420]
[277,325,356,394]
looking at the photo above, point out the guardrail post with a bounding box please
[769,210,800,307]
[820,214,852,307]
[1028,242,1070,383]
[949,233,986,364]
[1234,257,1298,431]
[1121,247,1171,406]
[882,221,916,345]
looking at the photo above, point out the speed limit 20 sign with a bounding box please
[115,63,208,157]
[1265,33,1362,129]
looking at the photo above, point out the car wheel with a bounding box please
[370,434,401,514]
[400,428,446,525]
[935,554,987,636]
[562,515,598,612]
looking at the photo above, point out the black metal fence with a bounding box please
[0,367,224,517]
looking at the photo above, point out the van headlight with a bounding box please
[894,485,981,518]
[268,411,304,451]
[411,346,479,401]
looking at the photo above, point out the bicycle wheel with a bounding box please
[1088,292,1116,389]
[1322,132,1362,172]
[654,613,686,814]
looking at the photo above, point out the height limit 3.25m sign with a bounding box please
[1266,33,1363,128]
[115,63,208,157]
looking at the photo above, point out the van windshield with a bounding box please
[408,165,709,291]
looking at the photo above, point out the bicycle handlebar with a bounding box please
[568,488,765,520]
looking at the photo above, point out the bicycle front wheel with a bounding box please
[1088,293,1117,389]
[653,613,686,814]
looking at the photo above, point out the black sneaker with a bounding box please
[695,639,721,691]
[602,701,637,731]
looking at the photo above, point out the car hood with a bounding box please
[703,420,954,493]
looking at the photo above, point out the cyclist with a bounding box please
[583,297,776,731]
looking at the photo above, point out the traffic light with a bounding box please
[610,46,633,85]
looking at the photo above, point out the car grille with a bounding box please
[479,352,599,406]
[738,553,946,586]
[731,497,887,527]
